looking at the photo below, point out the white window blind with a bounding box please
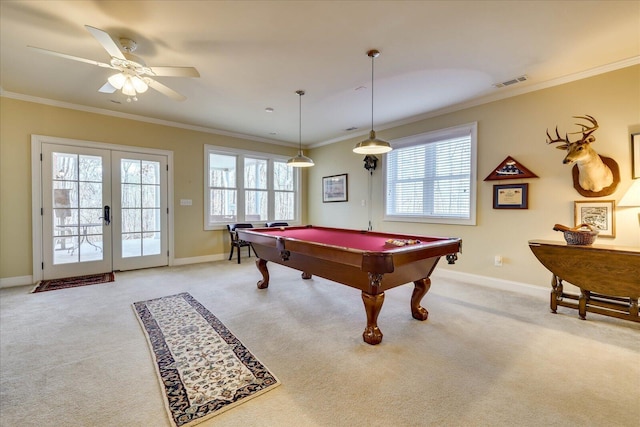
[384,123,477,225]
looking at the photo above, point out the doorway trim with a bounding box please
[31,134,175,282]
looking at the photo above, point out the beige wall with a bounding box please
[0,99,299,279]
[1,65,639,287]
[307,65,640,288]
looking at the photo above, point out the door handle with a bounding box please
[100,205,111,225]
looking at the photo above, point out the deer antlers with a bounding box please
[546,115,599,148]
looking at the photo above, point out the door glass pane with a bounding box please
[142,208,160,231]
[143,231,161,256]
[122,159,141,183]
[122,208,142,232]
[122,184,141,208]
[121,158,162,258]
[142,186,160,208]
[122,232,142,257]
[53,153,77,180]
[79,156,102,181]
[52,152,103,265]
[142,161,160,184]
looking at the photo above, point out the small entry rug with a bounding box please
[133,292,280,427]
[31,272,115,293]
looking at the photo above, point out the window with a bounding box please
[384,122,477,225]
[205,146,299,229]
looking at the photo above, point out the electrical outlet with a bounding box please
[494,255,503,267]
[180,199,192,206]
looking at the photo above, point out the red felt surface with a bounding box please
[258,227,438,252]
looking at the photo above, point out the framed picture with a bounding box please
[574,200,616,238]
[493,183,528,209]
[632,132,640,179]
[322,174,348,203]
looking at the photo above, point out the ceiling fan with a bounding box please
[29,25,200,102]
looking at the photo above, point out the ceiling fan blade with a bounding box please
[85,25,126,60]
[146,78,187,101]
[98,81,117,93]
[28,46,114,68]
[149,66,200,78]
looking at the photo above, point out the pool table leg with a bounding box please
[256,258,270,289]
[361,291,384,345]
[411,278,431,321]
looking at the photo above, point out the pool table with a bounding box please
[237,225,462,345]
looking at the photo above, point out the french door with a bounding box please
[39,141,169,280]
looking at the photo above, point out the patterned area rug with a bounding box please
[133,292,280,427]
[31,272,115,293]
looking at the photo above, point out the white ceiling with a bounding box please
[1,1,638,148]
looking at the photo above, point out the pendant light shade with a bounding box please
[287,90,315,167]
[353,49,392,155]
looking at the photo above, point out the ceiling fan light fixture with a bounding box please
[107,72,126,89]
[131,76,148,93]
[122,77,137,96]
[353,49,392,155]
[288,90,314,168]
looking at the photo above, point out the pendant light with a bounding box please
[353,49,392,154]
[287,90,315,167]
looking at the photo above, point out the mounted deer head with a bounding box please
[546,115,619,196]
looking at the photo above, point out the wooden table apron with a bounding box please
[238,227,461,345]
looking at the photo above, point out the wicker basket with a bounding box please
[553,223,598,245]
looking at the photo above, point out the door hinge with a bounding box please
[41,207,44,216]
[41,262,44,270]
[40,153,43,161]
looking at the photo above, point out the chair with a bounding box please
[265,222,289,227]
[227,223,255,264]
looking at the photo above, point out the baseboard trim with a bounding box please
[432,269,548,300]
[0,275,34,289]
[172,253,227,266]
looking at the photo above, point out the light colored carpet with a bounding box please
[1,260,638,426]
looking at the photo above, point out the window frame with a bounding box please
[204,145,300,230]
[383,122,477,226]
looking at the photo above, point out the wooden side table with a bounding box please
[528,240,640,323]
